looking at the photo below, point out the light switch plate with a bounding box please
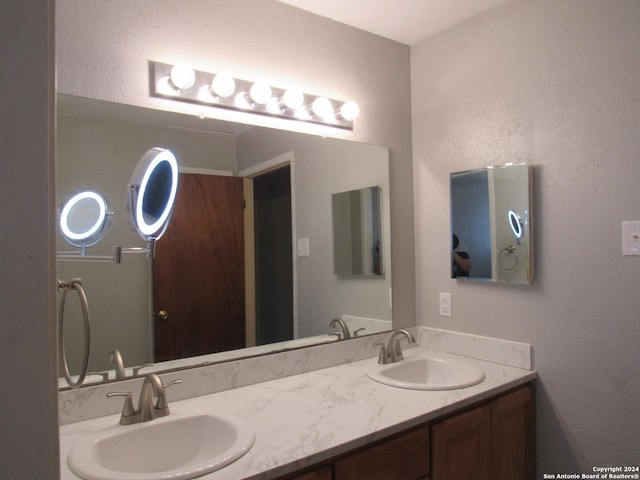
[622,221,640,255]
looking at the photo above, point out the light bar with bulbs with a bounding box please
[149,61,359,130]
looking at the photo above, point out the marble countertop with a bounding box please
[59,345,536,480]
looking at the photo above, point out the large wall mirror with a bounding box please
[56,94,392,389]
[450,164,533,284]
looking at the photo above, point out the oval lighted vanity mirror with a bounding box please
[508,210,524,241]
[450,164,533,284]
[127,147,179,241]
[60,190,112,249]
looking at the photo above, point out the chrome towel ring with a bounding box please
[58,278,91,389]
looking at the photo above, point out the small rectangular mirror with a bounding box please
[450,164,533,284]
[332,186,384,276]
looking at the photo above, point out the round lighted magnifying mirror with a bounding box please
[127,147,179,242]
[508,210,524,240]
[60,190,112,249]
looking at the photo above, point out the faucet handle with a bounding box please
[353,328,365,337]
[163,379,182,389]
[155,379,182,410]
[107,391,136,424]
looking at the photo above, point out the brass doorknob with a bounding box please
[157,310,169,321]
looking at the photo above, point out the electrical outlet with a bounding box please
[439,292,452,317]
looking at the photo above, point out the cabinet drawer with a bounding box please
[333,425,430,480]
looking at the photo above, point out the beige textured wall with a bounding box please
[412,0,640,471]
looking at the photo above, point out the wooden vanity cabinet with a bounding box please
[332,425,430,480]
[280,384,534,480]
[431,384,535,480]
[490,384,536,479]
[283,426,430,480]
[431,405,491,479]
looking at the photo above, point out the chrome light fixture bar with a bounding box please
[149,61,359,130]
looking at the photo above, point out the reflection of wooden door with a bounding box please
[153,173,245,362]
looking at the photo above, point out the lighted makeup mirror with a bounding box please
[508,210,524,242]
[127,147,179,243]
[59,190,112,254]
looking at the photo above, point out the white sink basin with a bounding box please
[367,350,485,390]
[68,408,255,480]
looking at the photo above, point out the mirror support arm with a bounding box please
[56,244,155,263]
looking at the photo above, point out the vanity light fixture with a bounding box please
[149,61,359,129]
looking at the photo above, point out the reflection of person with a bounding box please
[452,234,471,277]
[373,240,381,275]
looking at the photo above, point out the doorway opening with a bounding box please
[251,165,294,345]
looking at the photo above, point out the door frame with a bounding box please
[239,151,298,342]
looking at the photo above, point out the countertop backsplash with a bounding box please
[59,326,532,424]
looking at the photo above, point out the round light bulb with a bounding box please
[211,73,235,98]
[312,97,333,119]
[157,76,179,95]
[169,64,196,90]
[250,82,272,105]
[234,92,252,109]
[197,85,216,103]
[340,101,360,121]
[283,88,304,109]
[266,98,282,115]
[294,106,310,120]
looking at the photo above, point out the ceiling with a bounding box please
[277,0,511,45]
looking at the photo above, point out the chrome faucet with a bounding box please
[109,349,126,379]
[107,373,182,425]
[330,317,352,339]
[377,329,415,364]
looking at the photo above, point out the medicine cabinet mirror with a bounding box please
[450,164,533,284]
[332,186,384,276]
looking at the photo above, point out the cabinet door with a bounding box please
[333,425,430,480]
[491,385,535,480]
[431,405,491,480]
